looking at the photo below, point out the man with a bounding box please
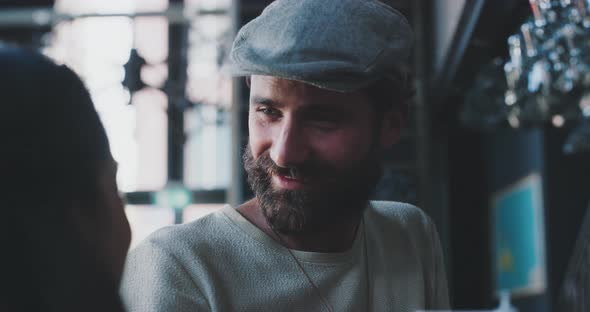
[120,0,449,311]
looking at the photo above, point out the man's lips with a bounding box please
[272,173,307,190]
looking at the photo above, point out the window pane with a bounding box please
[183,204,225,224]
[186,15,233,108]
[185,0,231,11]
[184,11,233,190]
[184,105,231,189]
[45,1,169,192]
[125,205,175,249]
[55,0,168,14]
[132,88,168,191]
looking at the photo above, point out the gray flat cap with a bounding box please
[228,0,414,92]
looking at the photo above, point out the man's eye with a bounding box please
[257,106,279,117]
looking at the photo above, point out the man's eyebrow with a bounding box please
[250,96,282,107]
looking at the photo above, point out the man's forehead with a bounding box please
[251,75,312,93]
[249,75,371,111]
[250,75,358,102]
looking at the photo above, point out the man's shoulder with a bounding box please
[132,208,231,255]
[120,211,233,310]
[369,200,430,221]
[368,200,434,233]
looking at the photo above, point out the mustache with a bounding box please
[251,152,340,183]
[243,148,342,182]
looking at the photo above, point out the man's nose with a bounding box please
[270,119,310,167]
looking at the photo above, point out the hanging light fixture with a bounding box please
[463,0,590,154]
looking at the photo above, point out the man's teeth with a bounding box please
[280,172,299,180]
[276,168,307,182]
[284,174,308,183]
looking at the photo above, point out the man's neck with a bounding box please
[236,198,361,253]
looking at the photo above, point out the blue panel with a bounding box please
[492,174,546,295]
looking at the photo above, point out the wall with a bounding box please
[433,0,466,72]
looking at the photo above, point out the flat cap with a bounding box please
[228,0,414,92]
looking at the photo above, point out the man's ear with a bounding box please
[379,109,405,148]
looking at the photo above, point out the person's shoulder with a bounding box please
[367,200,435,237]
[132,208,231,255]
[369,200,431,224]
[120,212,229,309]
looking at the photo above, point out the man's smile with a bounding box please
[272,173,308,190]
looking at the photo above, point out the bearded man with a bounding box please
[121,0,449,311]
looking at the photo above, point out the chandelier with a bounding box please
[461,0,590,154]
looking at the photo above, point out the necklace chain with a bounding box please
[270,218,370,312]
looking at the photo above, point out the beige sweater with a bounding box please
[120,201,449,312]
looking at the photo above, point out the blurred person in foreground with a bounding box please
[121,0,449,311]
[0,45,131,312]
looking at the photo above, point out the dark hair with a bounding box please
[0,45,124,311]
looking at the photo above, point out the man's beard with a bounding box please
[243,144,382,235]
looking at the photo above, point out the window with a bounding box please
[45,0,234,245]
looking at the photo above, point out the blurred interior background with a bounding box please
[1,0,590,311]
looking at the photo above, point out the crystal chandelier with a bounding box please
[462,0,590,154]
